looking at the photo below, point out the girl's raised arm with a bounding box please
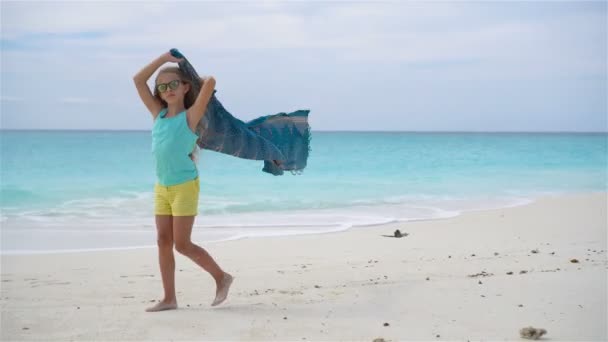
[187,76,216,131]
[133,52,182,118]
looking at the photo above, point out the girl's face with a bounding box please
[156,72,190,106]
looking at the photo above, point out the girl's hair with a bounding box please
[153,66,197,109]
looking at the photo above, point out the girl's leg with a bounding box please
[173,216,233,306]
[146,215,178,312]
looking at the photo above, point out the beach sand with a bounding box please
[1,193,606,341]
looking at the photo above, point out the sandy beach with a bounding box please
[1,192,606,341]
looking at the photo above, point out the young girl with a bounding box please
[133,51,233,312]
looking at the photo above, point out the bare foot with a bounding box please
[145,300,178,312]
[211,273,233,306]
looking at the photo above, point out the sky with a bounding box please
[0,1,606,132]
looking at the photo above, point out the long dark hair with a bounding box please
[153,66,197,109]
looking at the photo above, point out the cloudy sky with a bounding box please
[1,1,606,132]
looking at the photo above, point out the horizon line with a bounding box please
[1,128,606,134]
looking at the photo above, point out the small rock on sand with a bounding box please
[394,230,408,238]
[570,258,579,263]
[382,230,408,238]
[467,271,493,278]
[519,326,547,340]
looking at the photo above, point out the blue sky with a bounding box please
[1,1,606,132]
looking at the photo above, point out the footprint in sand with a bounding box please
[47,281,71,286]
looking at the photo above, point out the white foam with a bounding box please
[0,192,549,255]
[1,245,157,256]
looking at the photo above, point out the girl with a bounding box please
[133,51,233,312]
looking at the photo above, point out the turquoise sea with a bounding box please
[1,131,606,254]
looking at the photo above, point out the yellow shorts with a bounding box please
[154,178,200,216]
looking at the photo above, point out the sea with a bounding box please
[1,131,606,254]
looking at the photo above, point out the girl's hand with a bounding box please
[162,51,183,63]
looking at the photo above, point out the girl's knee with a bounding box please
[157,235,173,248]
[174,240,192,254]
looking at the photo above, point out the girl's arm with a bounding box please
[187,76,216,131]
[133,52,182,118]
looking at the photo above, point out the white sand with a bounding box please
[1,193,606,341]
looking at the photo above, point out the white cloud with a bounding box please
[0,1,605,131]
[3,1,603,80]
[1,2,171,38]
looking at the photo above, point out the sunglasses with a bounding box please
[156,79,182,93]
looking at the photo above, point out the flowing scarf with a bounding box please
[171,49,311,176]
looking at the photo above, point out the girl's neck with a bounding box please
[165,104,186,117]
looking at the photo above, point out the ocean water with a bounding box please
[1,131,606,254]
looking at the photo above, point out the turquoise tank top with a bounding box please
[151,109,199,186]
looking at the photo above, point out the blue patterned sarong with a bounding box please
[170,49,311,176]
